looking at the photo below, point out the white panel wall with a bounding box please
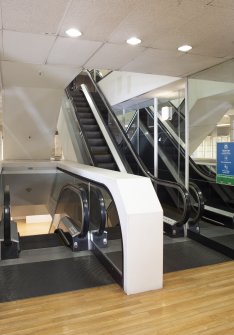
[57,107,77,162]
[98,71,179,106]
[3,87,63,159]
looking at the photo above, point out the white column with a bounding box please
[230,115,234,141]
[154,98,158,178]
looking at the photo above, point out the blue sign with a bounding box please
[217,142,234,185]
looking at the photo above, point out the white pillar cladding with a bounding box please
[58,161,163,295]
[230,115,234,142]
[154,98,158,178]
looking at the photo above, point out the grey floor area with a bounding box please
[0,230,232,302]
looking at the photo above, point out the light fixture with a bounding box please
[178,45,192,52]
[127,37,141,45]
[66,28,82,37]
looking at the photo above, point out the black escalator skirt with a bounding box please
[20,234,64,250]
[70,90,118,171]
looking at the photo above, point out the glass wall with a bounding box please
[188,59,234,256]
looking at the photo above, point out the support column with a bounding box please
[185,78,189,235]
[154,98,158,178]
[230,115,234,141]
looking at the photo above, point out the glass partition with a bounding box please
[188,59,234,257]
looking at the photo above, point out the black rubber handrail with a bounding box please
[3,185,11,245]
[139,107,204,225]
[80,70,191,227]
[147,106,215,183]
[92,187,107,236]
[188,182,204,225]
[52,184,89,238]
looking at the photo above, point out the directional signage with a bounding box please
[216,142,234,186]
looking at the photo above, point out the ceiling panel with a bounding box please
[108,0,207,47]
[211,0,234,9]
[3,30,56,64]
[85,43,145,70]
[47,37,102,66]
[2,0,69,34]
[0,32,3,59]
[59,0,137,41]
[121,48,223,77]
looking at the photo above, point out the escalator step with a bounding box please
[72,99,89,107]
[69,91,83,97]
[79,118,96,125]
[86,131,102,139]
[77,106,91,113]
[97,162,117,170]
[83,124,99,131]
[94,154,113,163]
[78,112,94,118]
[91,146,109,154]
[20,234,63,250]
[88,138,106,146]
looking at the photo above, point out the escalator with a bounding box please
[0,181,115,301]
[153,104,234,229]
[128,105,233,257]
[65,70,199,236]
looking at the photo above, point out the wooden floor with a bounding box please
[0,261,234,335]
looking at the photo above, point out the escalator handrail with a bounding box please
[52,184,89,238]
[148,106,215,183]
[82,70,191,227]
[92,187,107,236]
[188,182,205,225]
[138,109,204,225]
[124,110,138,134]
[3,185,11,245]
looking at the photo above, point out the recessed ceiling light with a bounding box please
[66,28,82,37]
[178,45,192,52]
[127,37,141,45]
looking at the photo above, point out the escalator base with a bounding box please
[0,254,114,302]
[164,239,231,272]
[20,234,64,250]
[187,229,234,259]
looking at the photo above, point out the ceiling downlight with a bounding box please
[127,37,141,45]
[66,28,82,38]
[178,45,192,52]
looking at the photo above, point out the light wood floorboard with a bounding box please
[0,261,234,335]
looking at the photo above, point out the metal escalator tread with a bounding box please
[85,131,103,139]
[91,146,109,154]
[94,154,113,163]
[77,106,91,113]
[83,125,99,131]
[97,162,117,170]
[20,234,64,250]
[88,138,106,146]
[79,118,96,125]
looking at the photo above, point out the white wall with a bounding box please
[98,71,179,106]
[3,86,63,159]
[57,107,77,162]
[1,61,81,160]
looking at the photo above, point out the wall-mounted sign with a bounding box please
[216,142,234,186]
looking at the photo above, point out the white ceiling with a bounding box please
[0,0,233,89]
